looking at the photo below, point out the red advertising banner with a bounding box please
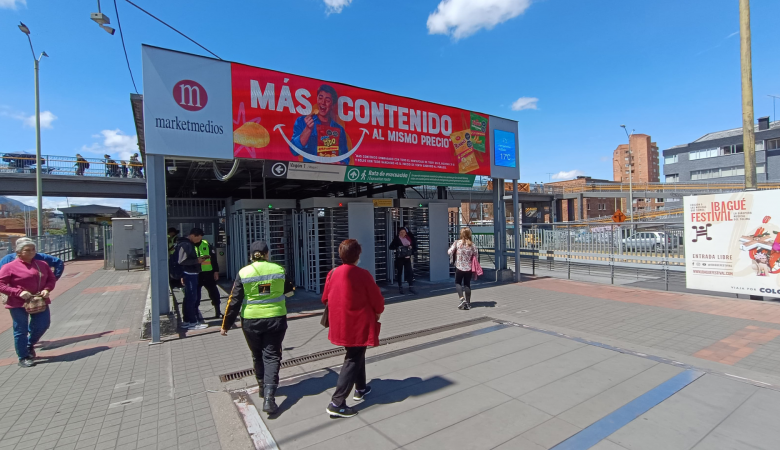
[231,63,490,176]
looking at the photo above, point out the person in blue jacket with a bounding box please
[290,85,349,164]
[0,238,65,280]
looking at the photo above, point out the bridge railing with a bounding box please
[1,154,144,178]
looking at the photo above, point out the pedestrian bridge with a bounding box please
[1,153,147,198]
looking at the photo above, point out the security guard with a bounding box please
[221,241,293,415]
[194,233,222,318]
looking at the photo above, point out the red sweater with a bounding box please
[322,264,385,347]
[0,258,56,309]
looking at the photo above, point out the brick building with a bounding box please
[613,134,662,212]
[546,176,618,222]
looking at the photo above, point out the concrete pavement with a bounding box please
[3,260,780,449]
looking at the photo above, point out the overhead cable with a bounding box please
[123,0,222,60]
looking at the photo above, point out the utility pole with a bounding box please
[620,126,634,223]
[740,0,757,191]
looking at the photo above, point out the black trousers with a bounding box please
[331,346,367,406]
[455,269,472,288]
[395,258,413,287]
[242,317,287,386]
[198,271,221,312]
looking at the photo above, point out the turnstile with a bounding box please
[227,199,296,279]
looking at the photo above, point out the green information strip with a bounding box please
[344,167,475,187]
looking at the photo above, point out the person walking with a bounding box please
[388,227,417,294]
[0,237,65,280]
[194,231,222,318]
[176,229,209,330]
[104,154,119,177]
[75,154,89,176]
[120,161,129,178]
[0,239,56,368]
[221,241,293,415]
[322,239,385,418]
[130,153,143,178]
[448,228,478,310]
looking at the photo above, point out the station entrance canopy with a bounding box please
[141,45,519,181]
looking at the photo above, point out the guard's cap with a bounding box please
[250,241,269,254]
[167,227,179,234]
[189,228,204,236]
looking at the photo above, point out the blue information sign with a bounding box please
[493,129,517,168]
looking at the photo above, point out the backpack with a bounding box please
[169,244,184,280]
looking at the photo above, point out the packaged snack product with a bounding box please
[233,122,270,148]
[449,130,470,153]
[470,113,488,153]
[317,125,341,158]
[458,151,480,173]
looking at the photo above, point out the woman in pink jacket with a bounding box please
[0,239,56,368]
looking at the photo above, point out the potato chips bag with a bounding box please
[451,130,480,173]
[470,113,488,153]
[317,125,341,158]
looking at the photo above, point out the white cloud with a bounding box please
[1,108,57,129]
[427,0,533,40]
[25,111,57,129]
[600,156,612,162]
[323,0,351,14]
[81,129,139,160]
[511,97,538,111]
[551,170,584,180]
[726,31,739,38]
[0,0,27,9]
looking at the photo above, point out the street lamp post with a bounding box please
[620,125,634,223]
[18,22,48,238]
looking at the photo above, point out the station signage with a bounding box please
[684,190,780,295]
[142,46,496,176]
[263,160,475,187]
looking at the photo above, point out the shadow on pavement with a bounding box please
[271,369,454,420]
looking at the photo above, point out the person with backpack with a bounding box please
[221,241,294,415]
[75,154,89,176]
[104,154,119,177]
[176,229,209,330]
[388,227,417,295]
[448,228,478,310]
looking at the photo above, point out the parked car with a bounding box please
[622,232,678,252]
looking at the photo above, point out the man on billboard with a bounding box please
[290,85,348,164]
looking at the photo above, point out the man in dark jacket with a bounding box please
[177,229,209,330]
[75,154,89,176]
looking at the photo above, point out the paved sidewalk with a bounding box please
[3,261,780,449]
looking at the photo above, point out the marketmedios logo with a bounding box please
[173,80,208,111]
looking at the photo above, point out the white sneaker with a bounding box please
[178,322,193,329]
[190,323,208,330]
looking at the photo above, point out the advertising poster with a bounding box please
[231,63,491,176]
[684,190,780,295]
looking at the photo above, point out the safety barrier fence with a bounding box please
[0,235,74,262]
[458,222,688,289]
[1,154,144,178]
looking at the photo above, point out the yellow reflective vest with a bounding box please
[235,261,287,319]
[195,240,213,272]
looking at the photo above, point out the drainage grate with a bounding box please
[219,368,257,383]
[218,316,494,382]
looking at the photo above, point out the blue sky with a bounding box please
[2,0,779,209]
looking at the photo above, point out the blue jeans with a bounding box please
[182,273,201,323]
[9,307,51,360]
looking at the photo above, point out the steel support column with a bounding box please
[146,154,169,343]
[513,180,521,282]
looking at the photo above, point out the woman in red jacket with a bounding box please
[322,239,385,418]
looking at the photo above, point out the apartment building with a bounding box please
[663,117,780,183]
[612,134,662,211]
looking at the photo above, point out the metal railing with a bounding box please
[0,235,74,262]
[1,153,144,178]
